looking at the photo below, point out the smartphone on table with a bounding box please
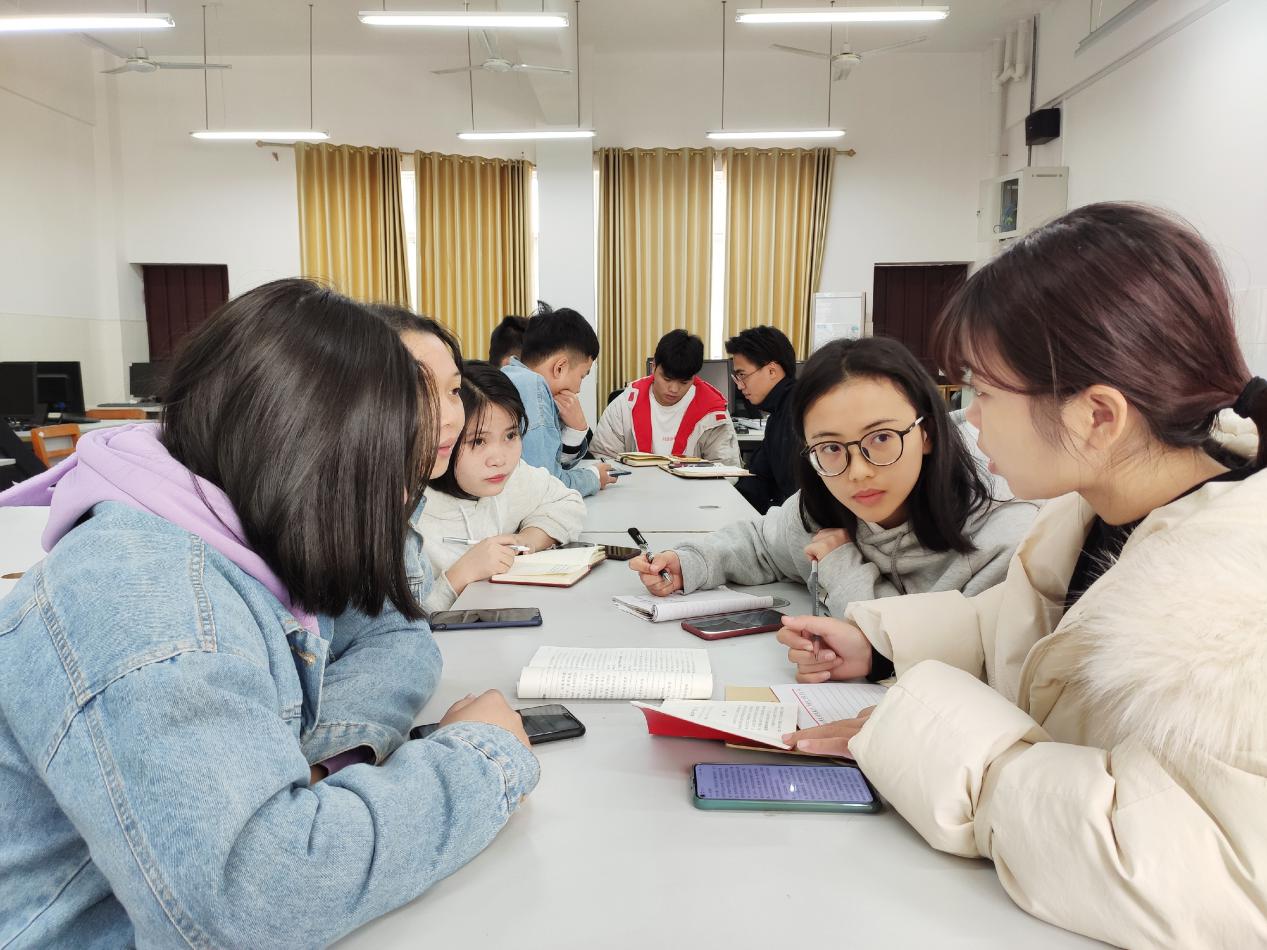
[692,763,881,813]
[428,607,542,631]
[410,704,585,745]
[681,608,784,640]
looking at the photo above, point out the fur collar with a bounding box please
[1064,468,1267,766]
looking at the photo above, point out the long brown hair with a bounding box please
[935,202,1267,469]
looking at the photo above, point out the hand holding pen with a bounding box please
[808,558,825,660]
[628,526,674,586]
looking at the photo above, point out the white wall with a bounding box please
[0,32,140,405]
[998,0,1267,376]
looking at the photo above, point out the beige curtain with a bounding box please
[295,142,410,305]
[597,147,714,399]
[414,151,532,361]
[724,147,834,355]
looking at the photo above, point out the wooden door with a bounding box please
[141,264,230,360]
[872,263,968,378]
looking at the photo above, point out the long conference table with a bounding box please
[0,469,1100,948]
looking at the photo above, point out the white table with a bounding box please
[338,479,1101,948]
[15,418,135,442]
[0,506,49,598]
[581,464,759,533]
[0,458,15,468]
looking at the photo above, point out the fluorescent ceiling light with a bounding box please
[736,6,948,24]
[191,130,330,141]
[458,129,595,141]
[0,12,174,32]
[359,11,568,28]
[706,129,845,141]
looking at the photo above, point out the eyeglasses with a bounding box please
[801,417,924,478]
[731,366,765,385]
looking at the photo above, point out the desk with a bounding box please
[581,464,758,533]
[0,458,14,468]
[338,474,1100,949]
[0,507,48,598]
[15,418,136,442]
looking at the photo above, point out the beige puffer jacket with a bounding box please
[848,414,1267,948]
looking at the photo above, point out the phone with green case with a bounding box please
[691,763,881,813]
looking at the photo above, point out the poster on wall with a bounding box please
[812,292,865,352]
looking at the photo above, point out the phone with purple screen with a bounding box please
[692,763,881,813]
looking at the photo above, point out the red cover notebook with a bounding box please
[631,700,794,750]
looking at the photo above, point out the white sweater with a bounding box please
[412,460,586,613]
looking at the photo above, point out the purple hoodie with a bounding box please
[0,424,317,632]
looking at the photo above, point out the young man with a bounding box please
[488,314,528,367]
[502,304,614,497]
[726,326,797,513]
[592,329,740,466]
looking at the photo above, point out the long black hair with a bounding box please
[429,360,528,501]
[369,303,463,367]
[161,278,434,620]
[794,336,993,553]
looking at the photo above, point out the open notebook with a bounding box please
[658,462,751,479]
[618,452,703,467]
[491,545,606,587]
[632,700,798,750]
[517,646,713,699]
[612,587,775,623]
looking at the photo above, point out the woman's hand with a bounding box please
[440,690,532,748]
[803,527,850,562]
[446,536,521,594]
[781,706,876,757]
[776,615,873,682]
[629,550,684,596]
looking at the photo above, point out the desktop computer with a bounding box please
[0,362,39,427]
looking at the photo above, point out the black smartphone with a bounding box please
[608,467,632,477]
[681,608,785,641]
[428,607,542,631]
[410,704,585,744]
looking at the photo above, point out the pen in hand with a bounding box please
[808,558,824,661]
[443,536,531,554]
[628,526,673,585]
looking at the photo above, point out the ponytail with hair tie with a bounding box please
[1232,376,1267,469]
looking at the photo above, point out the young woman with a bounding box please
[631,336,1038,679]
[780,203,1267,947]
[417,360,586,613]
[0,280,538,947]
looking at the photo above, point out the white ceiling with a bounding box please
[8,0,1050,60]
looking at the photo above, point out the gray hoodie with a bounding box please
[674,490,1040,618]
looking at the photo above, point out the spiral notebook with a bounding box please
[611,587,774,623]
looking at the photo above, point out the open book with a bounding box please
[618,452,703,466]
[491,545,605,587]
[612,587,775,623]
[632,700,797,750]
[658,461,751,479]
[721,683,889,760]
[517,646,712,699]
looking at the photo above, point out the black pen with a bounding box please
[628,526,673,584]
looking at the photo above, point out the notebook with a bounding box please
[721,683,889,760]
[658,461,751,479]
[618,452,703,466]
[490,545,606,587]
[517,646,713,699]
[611,587,774,623]
[631,699,798,750]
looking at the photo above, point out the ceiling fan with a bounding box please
[432,29,572,77]
[772,34,927,81]
[82,34,232,74]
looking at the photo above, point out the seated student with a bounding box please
[502,302,614,497]
[0,279,538,947]
[726,326,798,513]
[779,204,1267,948]
[488,313,529,366]
[631,336,1038,666]
[416,360,586,613]
[591,329,741,465]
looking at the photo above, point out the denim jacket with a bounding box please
[0,502,539,948]
[502,357,600,497]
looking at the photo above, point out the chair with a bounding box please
[86,408,147,420]
[30,424,80,467]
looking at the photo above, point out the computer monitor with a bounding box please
[35,362,85,414]
[0,362,38,420]
[643,356,739,414]
[129,361,168,401]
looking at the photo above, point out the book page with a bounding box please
[662,463,750,478]
[770,683,889,729]
[633,700,797,748]
[612,588,774,623]
[518,647,713,699]
[518,547,602,567]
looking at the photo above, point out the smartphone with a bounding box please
[608,467,632,478]
[428,607,542,631]
[555,541,641,561]
[410,704,586,745]
[692,763,881,813]
[681,608,785,641]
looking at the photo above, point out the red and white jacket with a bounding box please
[591,376,741,465]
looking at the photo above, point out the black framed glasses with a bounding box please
[802,417,924,478]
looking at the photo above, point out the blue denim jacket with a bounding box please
[0,502,539,948]
[502,357,600,497]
